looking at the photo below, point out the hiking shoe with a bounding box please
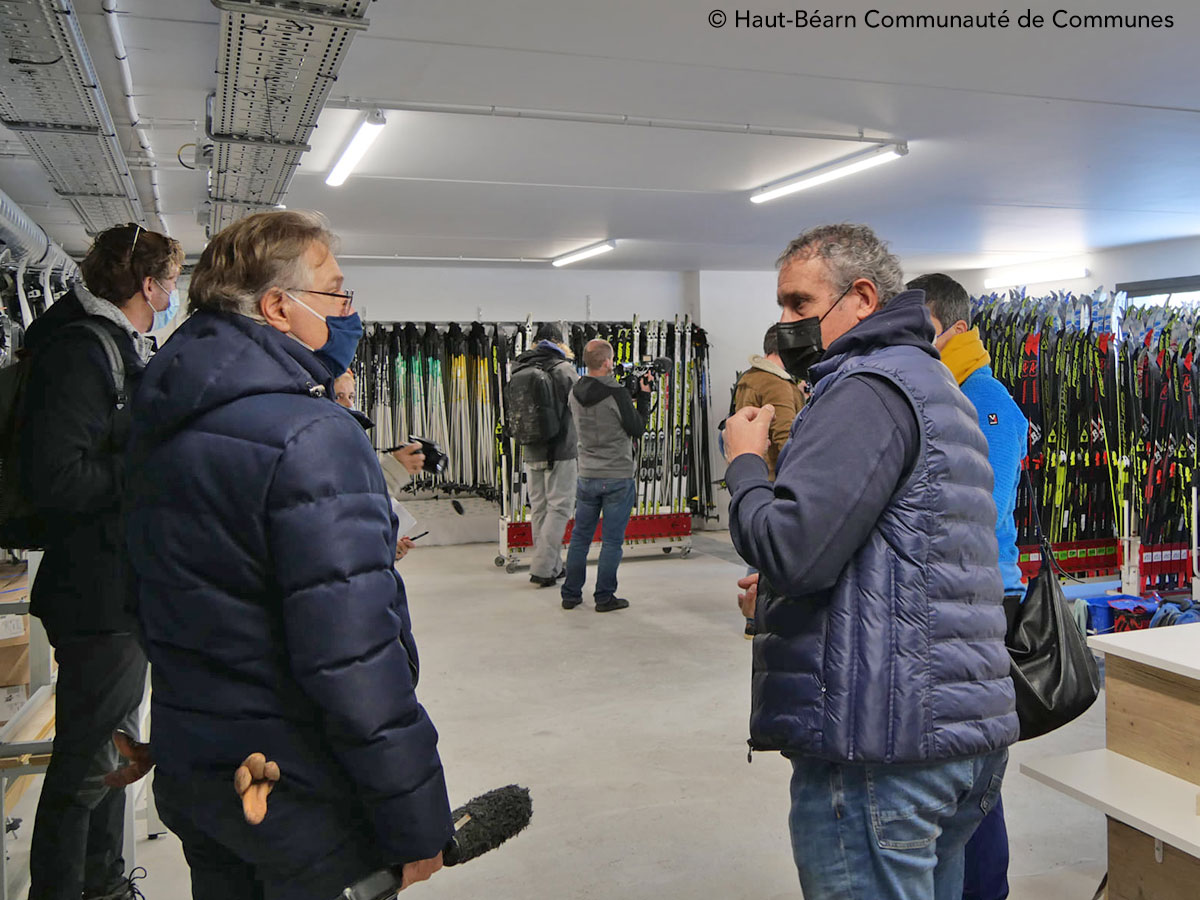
[530,574,558,587]
[594,597,630,613]
[84,868,147,900]
[561,595,583,609]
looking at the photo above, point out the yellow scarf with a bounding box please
[940,327,990,386]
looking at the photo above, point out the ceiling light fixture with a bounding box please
[983,262,1089,290]
[326,108,387,187]
[551,240,616,267]
[750,142,909,204]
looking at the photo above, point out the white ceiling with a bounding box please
[2,0,1198,273]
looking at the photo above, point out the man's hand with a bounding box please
[737,573,759,619]
[234,752,280,825]
[395,536,416,560]
[103,731,153,788]
[392,442,426,475]
[724,404,775,463]
[639,373,654,394]
[400,853,443,890]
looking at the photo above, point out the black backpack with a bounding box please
[0,318,127,549]
[505,356,567,448]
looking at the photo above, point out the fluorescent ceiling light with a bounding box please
[984,263,1089,290]
[326,108,387,187]
[552,241,616,267]
[750,143,908,204]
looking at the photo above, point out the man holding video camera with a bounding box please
[560,338,652,612]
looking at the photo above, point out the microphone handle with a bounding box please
[339,836,462,900]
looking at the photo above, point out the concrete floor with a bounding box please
[6,533,1108,899]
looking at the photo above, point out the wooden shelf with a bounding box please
[1022,749,1200,859]
[1088,622,1200,682]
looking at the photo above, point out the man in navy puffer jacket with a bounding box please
[724,224,1018,900]
[124,211,452,899]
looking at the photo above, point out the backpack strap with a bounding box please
[66,319,128,409]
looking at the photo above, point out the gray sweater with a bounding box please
[570,375,648,478]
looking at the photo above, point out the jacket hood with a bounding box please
[24,284,155,361]
[572,374,621,407]
[809,289,937,384]
[130,310,337,454]
[748,354,794,381]
[514,343,568,370]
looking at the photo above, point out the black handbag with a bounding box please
[1006,472,1101,739]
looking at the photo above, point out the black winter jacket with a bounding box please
[512,342,578,464]
[124,310,453,877]
[20,286,150,639]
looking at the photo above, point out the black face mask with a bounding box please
[776,285,852,382]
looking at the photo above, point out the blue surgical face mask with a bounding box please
[148,280,181,331]
[286,291,363,376]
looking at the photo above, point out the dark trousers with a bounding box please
[153,793,264,900]
[963,794,1010,900]
[29,633,148,900]
[154,773,387,900]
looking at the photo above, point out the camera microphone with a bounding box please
[341,785,533,900]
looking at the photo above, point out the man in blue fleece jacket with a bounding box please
[725,225,1017,900]
[911,272,1030,900]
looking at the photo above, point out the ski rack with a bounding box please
[497,315,712,572]
[496,512,693,573]
[351,316,716,572]
[1017,539,1121,580]
[978,288,1200,597]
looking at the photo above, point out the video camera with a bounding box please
[614,356,672,395]
[384,435,447,475]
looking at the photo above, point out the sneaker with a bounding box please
[84,868,147,900]
[594,597,630,613]
[561,595,583,609]
[530,574,558,588]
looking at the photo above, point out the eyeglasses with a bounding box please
[289,287,354,315]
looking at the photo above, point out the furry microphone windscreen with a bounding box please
[443,784,532,866]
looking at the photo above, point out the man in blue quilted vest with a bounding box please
[724,224,1018,900]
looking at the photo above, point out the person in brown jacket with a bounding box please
[730,324,807,637]
[732,324,807,480]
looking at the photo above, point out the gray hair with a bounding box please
[776,223,906,306]
[188,210,338,321]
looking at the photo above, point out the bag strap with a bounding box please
[1022,464,1074,580]
[1021,465,1048,551]
[67,319,128,409]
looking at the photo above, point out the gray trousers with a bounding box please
[526,458,578,578]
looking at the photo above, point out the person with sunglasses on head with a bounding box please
[19,222,183,900]
[123,211,452,899]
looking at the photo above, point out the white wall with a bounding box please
[947,235,1200,297]
[340,264,688,324]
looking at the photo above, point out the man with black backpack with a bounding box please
[15,223,183,900]
[506,323,579,587]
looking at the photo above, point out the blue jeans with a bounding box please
[788,749,1007,900]
[561,477,636,603]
